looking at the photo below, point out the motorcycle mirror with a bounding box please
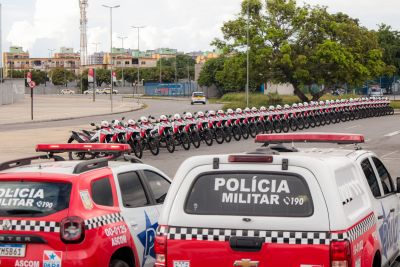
[111,119,115,123]
[121,116,125,120]
[183,112,186,114]
[148,115,152,118]
[90,122,95,126]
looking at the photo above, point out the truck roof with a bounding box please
[0,160,150,176]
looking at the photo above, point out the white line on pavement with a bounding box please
[384,130,400,137]
[347,125,360,129]
[381,151,399,158]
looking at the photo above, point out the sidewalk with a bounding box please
[0,95,143,125]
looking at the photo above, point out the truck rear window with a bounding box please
[185,172,313,217]
[0,181,71,217]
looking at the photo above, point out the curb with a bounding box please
[134,96,191,102]
[0,104,146,127]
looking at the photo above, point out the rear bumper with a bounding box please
[0,250,109,267]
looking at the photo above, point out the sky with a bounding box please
[2,0,400,57]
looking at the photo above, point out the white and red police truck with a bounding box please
[0,143,171,267]
[156,133,400,267]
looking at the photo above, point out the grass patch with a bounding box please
[390,100,400,109]
[220,92,361,109]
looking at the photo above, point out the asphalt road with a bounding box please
[143,114,400,178]
[1,96,399,179]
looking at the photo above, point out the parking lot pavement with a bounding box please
[0,94,141,124]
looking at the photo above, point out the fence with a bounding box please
[0,79,25,105]
[144,82,198,96]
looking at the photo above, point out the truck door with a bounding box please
[115,171,159,267]
[360,157,398,264]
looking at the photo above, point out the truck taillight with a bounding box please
[330,240,351,267]
[155,226,168,267]
[60,217,85,243]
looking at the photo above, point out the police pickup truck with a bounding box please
[0,143,170,267]
[155,133,400,267]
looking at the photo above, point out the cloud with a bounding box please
[6,0,79,54]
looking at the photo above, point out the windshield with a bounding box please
[0,181,72,217]
[185,172,313,217]
[193,93,204,97]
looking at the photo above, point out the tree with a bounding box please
[198,57,226,95]
[7,70,46,86]
[213,0,392,101]
[377,24,400,75]
[160,54,196,81]
[95,68,111,87]
[50,67,75,86]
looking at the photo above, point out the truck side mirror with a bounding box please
[397,177,400,193]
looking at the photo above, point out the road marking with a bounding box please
[365,139,371,142]
[384,130,400,137]
[347,125,360,129]
[381,151,398,158]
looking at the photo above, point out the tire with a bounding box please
[191,131,201,148]
[264,121,272,133]
[297,117,305,130]
[165,135,175,153]
[232,125,242,141]
[181,132,191,150]
[273,120,282,133]
[148,138,160,155]
[289,118,298,131]
[68,138,85,160]
[215,128,225,144]
[130,140,142,159]
[281,120,289,133]
[308,117,316,128]
[248,123,257,138]
[203,129,213,146]
[109,260,129,267]
[314,115,321,127]
[256,122,265,134]
[223,127,232,143]
[241,124,250,139]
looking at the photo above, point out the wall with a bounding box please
[264,82,294,95]
[0,79,25,105]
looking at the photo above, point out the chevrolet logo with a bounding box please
[233,259,259,267]
[1,220,11,231]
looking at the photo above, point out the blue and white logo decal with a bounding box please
[137,211,158,267]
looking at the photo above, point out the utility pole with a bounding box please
[175,53,178,83]
[246,0,250,107]
[159,55,162,83]
[102,4,120,113]
[131,26,145,94]
[0,3,3,83]
[118,35,127,87]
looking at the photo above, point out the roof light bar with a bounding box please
[255,133,365,144]
[228,155,273,163]
[36,143,131,153]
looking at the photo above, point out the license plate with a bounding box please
[173,261,190,267]
[0,244,26,257]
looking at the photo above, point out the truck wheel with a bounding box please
[110,260,129,267]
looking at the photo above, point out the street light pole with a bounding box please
[91,42,101,64]
[118,35,127,87]
[102,4,120,113]
[246,0,250,107]
[47,49,55,89]
[131,26,145,94]
[159,55,162,83]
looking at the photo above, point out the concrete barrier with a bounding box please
[0,79,25,105]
